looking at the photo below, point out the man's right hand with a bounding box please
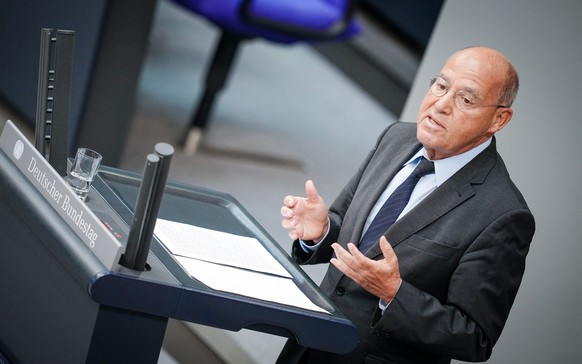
[281,180,329,241]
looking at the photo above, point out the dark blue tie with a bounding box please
[358,157,435,252]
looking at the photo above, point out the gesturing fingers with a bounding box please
[330,243,365,279]
[282,214,302,240]
[283,195,298,208]
[281,195,301,239]
[280,205,293,219]
[379,236,399,267]
[304,180,320,204]
[330,239,402,301]
[280,181,330,241]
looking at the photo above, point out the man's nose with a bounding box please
[434,90,454,113]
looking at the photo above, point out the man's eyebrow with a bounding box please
[439,73,481,99]
[461,87,480,99]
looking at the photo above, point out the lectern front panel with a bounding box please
[0,151,100,363]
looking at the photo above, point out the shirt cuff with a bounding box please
[379,278,403,313]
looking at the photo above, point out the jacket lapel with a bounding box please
[349,140,422,246]
[364,138,498,258]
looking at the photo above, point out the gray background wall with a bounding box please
[401,0,582,362]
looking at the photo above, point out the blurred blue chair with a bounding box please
[170,0,362,151]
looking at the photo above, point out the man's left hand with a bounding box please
[330,236,401,303]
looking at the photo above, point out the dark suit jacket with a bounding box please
[278,122,535,364]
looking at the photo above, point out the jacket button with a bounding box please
[335,286,345,295]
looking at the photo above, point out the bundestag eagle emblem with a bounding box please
[13,139,24,160]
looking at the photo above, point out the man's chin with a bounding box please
[416,126,433,144]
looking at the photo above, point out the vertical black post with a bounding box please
[34,28,75,176]
[120,143,174,271]
[50,30,75,176]
[120,153,160,270]
[34,28,53,158]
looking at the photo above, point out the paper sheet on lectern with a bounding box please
[154,219,329,314]
[175,256,329,314]
[154,218,290,278]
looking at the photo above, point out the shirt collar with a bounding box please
[405,138,492,186]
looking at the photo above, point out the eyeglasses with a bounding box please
[429,77,510,111]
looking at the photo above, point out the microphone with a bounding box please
[120,143,174,271]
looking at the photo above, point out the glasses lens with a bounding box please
[429,77,480,110]
[453,91,477,110]
[430,77,447,97]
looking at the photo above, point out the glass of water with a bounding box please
[67,148,102,201]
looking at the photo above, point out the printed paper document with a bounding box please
[154,219,329,314]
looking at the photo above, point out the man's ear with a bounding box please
[491,108,513,133]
